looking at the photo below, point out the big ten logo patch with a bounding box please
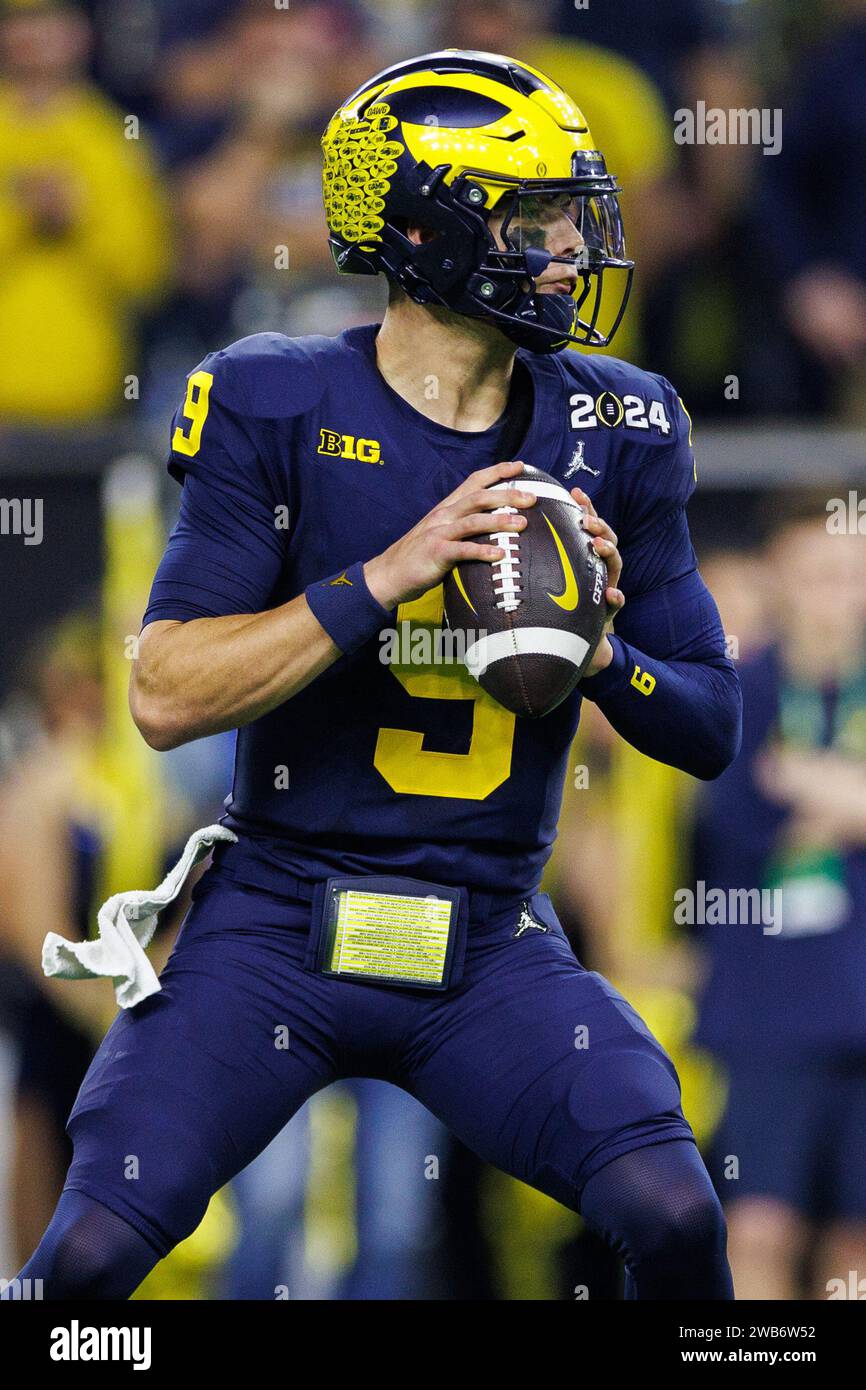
[318,430,383,465]
[321,101,404,249]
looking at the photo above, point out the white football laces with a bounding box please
[488,503,522,612]
[486,477,586,615]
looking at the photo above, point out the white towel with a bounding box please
[42,824,237,1010]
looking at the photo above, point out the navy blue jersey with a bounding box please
[144,324,728,897]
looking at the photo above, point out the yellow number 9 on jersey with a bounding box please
[374,586,516,800]
[171,370,214,457]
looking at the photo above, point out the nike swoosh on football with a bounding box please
[542,512,579,611]
[452,566,477,614]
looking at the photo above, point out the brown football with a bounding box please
[443,464,608,717]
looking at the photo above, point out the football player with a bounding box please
[7,52,741,1300]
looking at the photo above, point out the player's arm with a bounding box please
[132,604,339,749]
[577,406,742,781]
[131,454,533,750]
[579,558,742,780]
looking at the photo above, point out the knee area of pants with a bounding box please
[638,1186,728,1261]
[53,1225,124,1295]
[68,1130,217,1254]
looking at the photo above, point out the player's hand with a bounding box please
[570,486,624,678]
[364,460,536,609]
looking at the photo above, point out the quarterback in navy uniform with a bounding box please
[8,52,741,1299]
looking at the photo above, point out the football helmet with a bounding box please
[321,49,633,353]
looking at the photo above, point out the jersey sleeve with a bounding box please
[614,383,697,599]
[142,350,289,625]
[579,382,741,779]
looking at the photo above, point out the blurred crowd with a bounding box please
[1,0,865,1299]
[1,0,866,429]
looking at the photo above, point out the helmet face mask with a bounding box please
[322,50,635,354]
[470,178,633,350]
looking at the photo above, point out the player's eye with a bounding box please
[511,220,548,250]
[520,193,573,222]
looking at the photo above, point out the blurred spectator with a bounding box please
[699,547,769,664]
[0,0,170,422]
[153,0,368,167]
[0,610,115,1262]
[141,0,385,420]
[552,0,758,233]
[757,3,866,417]
[0,602,227,1270]
[83,0,235,133]
[356,0,437,59]
[336,1079,447,1299]
[552,0,739,114]
[694,496,866,1298]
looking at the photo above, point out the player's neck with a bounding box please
[376,297,516,433]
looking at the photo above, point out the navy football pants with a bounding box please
[13,869,732,1297]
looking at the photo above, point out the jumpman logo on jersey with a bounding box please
[564,443,600,479]
[512,903,549,938]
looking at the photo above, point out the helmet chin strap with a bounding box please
[470,245,600,353]
[393,232,618,352]
[466,284,581,354]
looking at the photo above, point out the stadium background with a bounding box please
[0,0,864,1300]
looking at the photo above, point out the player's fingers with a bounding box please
[443,486,536,518]
[448,459,525,501]
[447,540,505,563]
[483,486,537,512]
[570,485,598,518]
[581,513,618,547]
[592,536,623,587]
[449,511,528,539]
